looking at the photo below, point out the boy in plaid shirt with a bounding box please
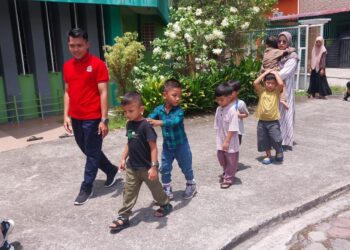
[148,79,197,200]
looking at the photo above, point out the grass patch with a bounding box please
[295,89,307,97]
[330,85,346,94]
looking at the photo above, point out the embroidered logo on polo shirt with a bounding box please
[86,65,92,72]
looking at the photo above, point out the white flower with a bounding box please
[202,45,208,50]
[184,33,193,43]
[205,34,214,42]
[212,48,222,55]
[173,22,181,33]
[221,18,229,27]
[168,32,177,39]
[133,78,143,90]
[152,66,158,71]
[241,22,250,30]
[194,20,202,25]
[205,20,213,26]
[176,56,182,61]
[212,29,225,40]
[153,47,162,55]
[195,9,202,16]
[160,75,165,80]
[230,7,238,13]
[252,6,260,13]
[164,30,170,37]
[164,52,172,60]
[195,57,202,63]
[133,66,139,72]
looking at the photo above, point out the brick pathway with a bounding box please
[288,209,350,249]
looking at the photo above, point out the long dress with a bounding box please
[307,52,332,97]
[279,58,298,147]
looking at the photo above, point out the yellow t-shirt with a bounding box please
[254,88,280,121]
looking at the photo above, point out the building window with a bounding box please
[142,23,156,51]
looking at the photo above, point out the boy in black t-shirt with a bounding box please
[109,92,172,233]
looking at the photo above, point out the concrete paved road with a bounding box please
[1,97,350,250]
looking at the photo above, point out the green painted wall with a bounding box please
[49,72,64,113]
[0,77,7,123]
[104,6,123,45]
[19,74,39,119]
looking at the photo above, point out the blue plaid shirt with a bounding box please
[148,105,188,149]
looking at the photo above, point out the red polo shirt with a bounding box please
[63,53,109,120]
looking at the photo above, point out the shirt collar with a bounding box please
[160,104,179,113]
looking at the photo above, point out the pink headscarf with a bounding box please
[311,36,327,72]
[278,31,299,64]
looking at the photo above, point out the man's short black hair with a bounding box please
[121,92,144,106]
[266,36,278,49]
[227,80,241,92]
[264,73,276,82]
[67,28,88,41]
[163,78,182,92]
[215,83,233,97]
[346,81,350,89]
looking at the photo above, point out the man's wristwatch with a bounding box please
[151,161,159,168]
[101,118,109,124]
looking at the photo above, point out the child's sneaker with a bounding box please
[163,185,173,200]
[262,157,273,165]
[0,241,14,250]
[1,219,14,245]
[275,151,284,162]
[183,183,197,199]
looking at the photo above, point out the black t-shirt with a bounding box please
[126,119,157,170]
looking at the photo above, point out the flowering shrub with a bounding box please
[128,2,275,114]
[151,2,275,76]
[104,32,145,94]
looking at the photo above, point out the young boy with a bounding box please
[253,69,284,165]
[214,83,240,188]
[109,92,172,233]
[343,81,350,101]
[147,79,197,200]
[0,219,14,250]
[261,36,295,110]
[227,80,249,145]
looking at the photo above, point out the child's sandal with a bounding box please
[109,216,130,232]
[154,203,173,217]
[220,182,231,189]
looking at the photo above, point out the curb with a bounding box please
[221,183,350,250]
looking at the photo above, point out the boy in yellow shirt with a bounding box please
[253,70,284,164]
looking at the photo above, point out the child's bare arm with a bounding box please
[237,112,248,119]
[119,144,129,170]
[147,118,163,127]
[148,141,158,181]
[222,131,234,151]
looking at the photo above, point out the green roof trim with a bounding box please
[34,0,169,22]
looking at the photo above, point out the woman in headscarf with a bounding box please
[277,31,299,149]
[307,36,332,99]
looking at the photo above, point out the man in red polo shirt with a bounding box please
[63,28,118,205]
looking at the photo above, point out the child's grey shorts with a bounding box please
[257,120,282,152]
